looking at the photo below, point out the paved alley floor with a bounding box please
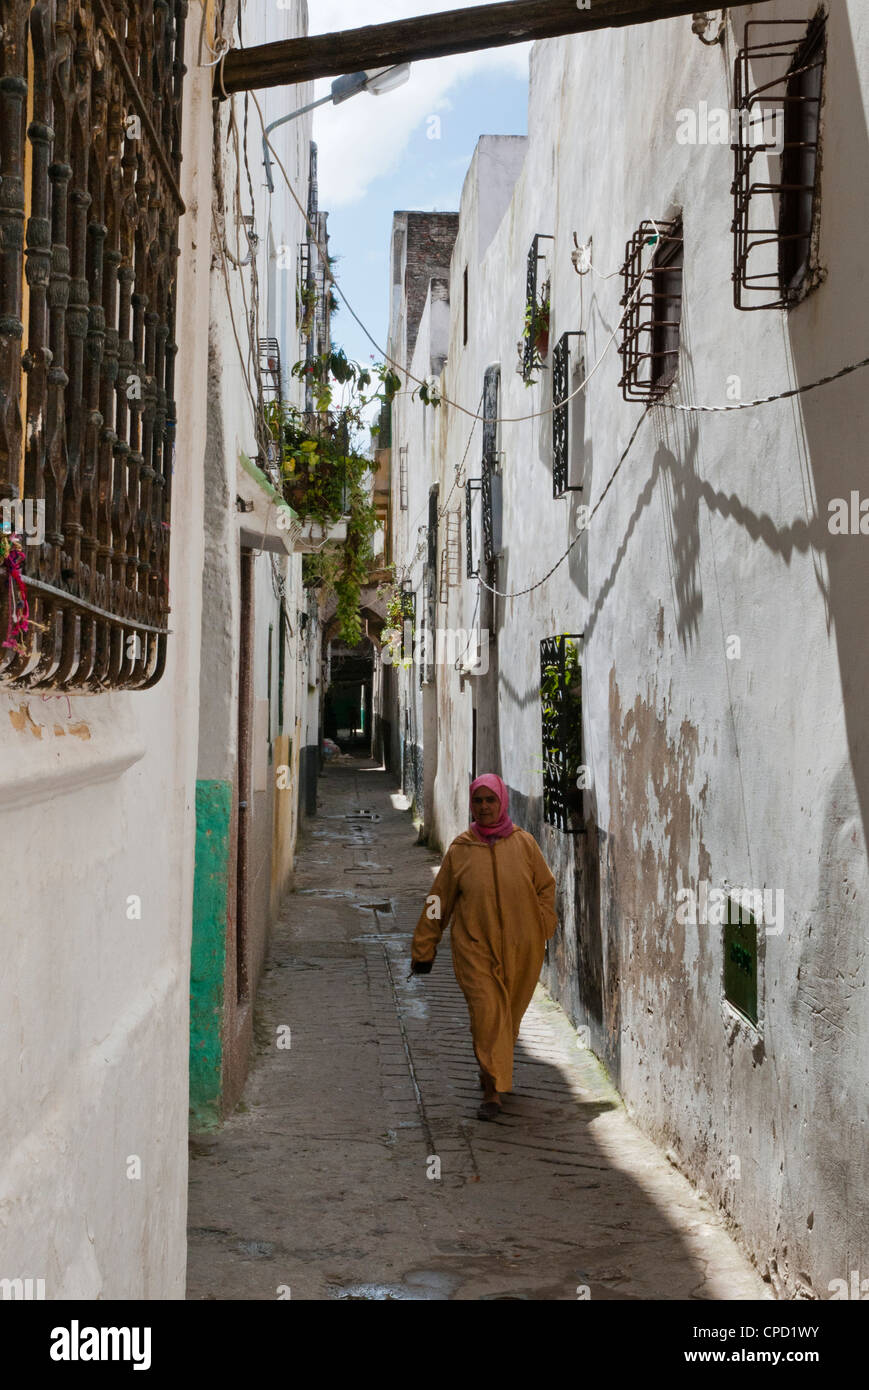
[187,757,770,1301]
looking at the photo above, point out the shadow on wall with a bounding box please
[785,6,869,1285]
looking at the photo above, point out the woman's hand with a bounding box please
[410,958,434,975]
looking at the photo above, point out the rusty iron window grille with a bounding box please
[465,478,481,578]
[552,331,585,498]
[540,634,585,834]
[258,338,283,404]
[314,246,330,350]
[398,444,408,511]
[522,234,553,382]
[0,0,188,691]
[731,16,827,310]
[297,241,310,328]
[258,337,282,478]
[438,508,461,604]
[618,220,684,402]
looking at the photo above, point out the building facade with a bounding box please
[189,0,322,1129]
[381,1,869,1298]
[0,0,325,1295]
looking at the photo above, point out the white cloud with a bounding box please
[306,1,529,206]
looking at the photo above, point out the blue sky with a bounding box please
[308,3,530,371]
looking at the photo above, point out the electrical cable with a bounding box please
[392,391,483,588]
[247,88,658,428]
[477,406,651,600]
[658,356,869,411]
[245,92,869,428]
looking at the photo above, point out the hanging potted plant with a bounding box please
[521,278,552,384]
[534,287,551,359]
[262,348,402,647]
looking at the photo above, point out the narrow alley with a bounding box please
[187,757,766,1302]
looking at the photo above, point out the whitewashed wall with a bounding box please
[390,1,869,1297]
[0,7,216,1299]
[203,0,313,849]
[0,0,317,1299]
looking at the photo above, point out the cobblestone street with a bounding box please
[187,758,769,1302]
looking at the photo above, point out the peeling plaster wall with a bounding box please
[388,3,869,1296]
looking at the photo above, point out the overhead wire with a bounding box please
[237,85,869,427]
[246,86,658,428]
[223,57,869,608]
[477,406,652,600]
[391,392,483,588]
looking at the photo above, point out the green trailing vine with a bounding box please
[375,570,415,668]
[263,349,403,646]
[540,635,583,813]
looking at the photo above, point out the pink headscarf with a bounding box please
[469,773,515,843]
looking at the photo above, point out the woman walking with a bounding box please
[410,774,558,1120]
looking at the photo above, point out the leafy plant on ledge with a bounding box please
[521,277,551,386]
[540,634,583,817]
[264,399,377,647]
[263,348,402,647]
[376,574,414,668]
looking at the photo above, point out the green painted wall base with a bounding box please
[190,780,232,1131]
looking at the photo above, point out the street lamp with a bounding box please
[262,64,411,193]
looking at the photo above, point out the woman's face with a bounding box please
[472,788,501,824]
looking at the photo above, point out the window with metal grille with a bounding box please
[522,235,553,382]
[400,584,416,663]
[438,509,461,604]
[422,485,437,681]
[481,466,500,566]
[398,445,408,511]
[732,16,826,310]
[552,331,585,498]
[259,339,284,479]
[465,479,481,579]
[724,898,759,1026]
[0,0,187,691]
[481,365,501,564]
[618,220,683,401]
[297,242,310,328]
[258,339,283,405]
[540,634,584,833]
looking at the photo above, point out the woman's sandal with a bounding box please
[477,1100,502,1122]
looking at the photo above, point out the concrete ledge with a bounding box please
[0,693,146,813]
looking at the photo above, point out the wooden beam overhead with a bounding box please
[218,0,769,96]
